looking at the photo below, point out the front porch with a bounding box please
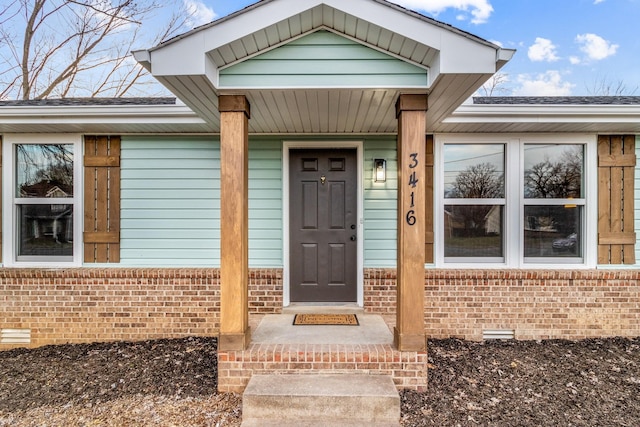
[217,307,428,393]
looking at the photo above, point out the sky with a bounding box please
[177,0,640,96]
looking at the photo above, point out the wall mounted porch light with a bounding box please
[374,159,386,183]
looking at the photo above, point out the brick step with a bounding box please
[217,341,429,392]
[241,374,400,426]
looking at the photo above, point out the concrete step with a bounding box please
[241,374,400,426]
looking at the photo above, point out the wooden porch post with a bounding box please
[219,95,251,351]
[395,94,427,351]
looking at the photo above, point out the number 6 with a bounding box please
[406,210,416,226]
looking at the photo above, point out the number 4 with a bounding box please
[408,171,418,188]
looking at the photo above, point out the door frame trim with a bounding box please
[283,141,364,307]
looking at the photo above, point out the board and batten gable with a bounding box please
[219,30,429,89]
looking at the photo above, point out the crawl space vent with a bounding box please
[1,329,31,344]
[483,329,515,340]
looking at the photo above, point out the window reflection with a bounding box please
[18,205,73,257]
[524,205,582,258]
[17,144,74,198]
[444,205,503,258]
[444,144,504,198]
[524,145,583,199]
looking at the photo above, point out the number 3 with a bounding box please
[409,153,418,168]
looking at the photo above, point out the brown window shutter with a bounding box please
[425,135,434,263]
[597,135,636,264]
[84,136,121,263]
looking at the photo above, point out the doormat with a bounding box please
[293,313,359,326]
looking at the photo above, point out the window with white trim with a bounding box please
[523,144,584,262]
[443,143,505,262]
[437,135,595,268]
[3,134,82,266]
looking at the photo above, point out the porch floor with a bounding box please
[251,312,393,345]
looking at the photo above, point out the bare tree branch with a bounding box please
[479,72,511,97]
[1,0,193,99]
[586,75,638,96]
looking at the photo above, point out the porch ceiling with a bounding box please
[135,0,512,134]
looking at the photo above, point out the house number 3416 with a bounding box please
[406,153,418,226]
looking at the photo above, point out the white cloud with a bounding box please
[391,0,494,24]
[594,0,605,3]
[513,70,574,96]
[569,56,581,65]
[528,37,560,62]
[575,33,618,61]
[183,0,216,28]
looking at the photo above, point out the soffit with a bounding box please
[138,0,510,134]
[433,104,640,133]
[0,104,212,134]
[207,5,441,71]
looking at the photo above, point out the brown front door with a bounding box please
[289,149,358,302]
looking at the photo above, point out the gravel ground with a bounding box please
[0,336,638,426]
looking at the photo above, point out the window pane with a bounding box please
[17,144,74,198]
[524,144,583,198]
[524,205,582,258]
[444,205,503,258]
[444,144,504,198]
[18,205,73,257]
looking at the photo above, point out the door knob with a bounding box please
[350,235,357,241]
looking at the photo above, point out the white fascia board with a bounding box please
[496,48,517,70]
[150,33,214,77]
[0,105,204,124]
[149,0,503,74]
[132,49,151,71]
[446,104,640,124]
[151,0,323,56]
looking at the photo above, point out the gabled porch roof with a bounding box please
[133,0,514,134]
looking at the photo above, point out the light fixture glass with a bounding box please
[374,159,386,183]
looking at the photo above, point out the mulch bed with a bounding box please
[402,337,640,426]
[0,336,638,426]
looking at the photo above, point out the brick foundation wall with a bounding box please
[1,268,283,348]
[249,268,284,313]
[217,343,428,393]
[3,267,638,348]
[364,268,640,340]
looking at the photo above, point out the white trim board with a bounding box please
[2,133,84,268]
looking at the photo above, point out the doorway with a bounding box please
[288,148,358,302]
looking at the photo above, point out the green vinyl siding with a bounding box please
[120,136,220,266]
[120,136,397,268]
[120,136,283,267]
[220,30,428,89]
[364,139,397,267]
[249,139,283,267]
